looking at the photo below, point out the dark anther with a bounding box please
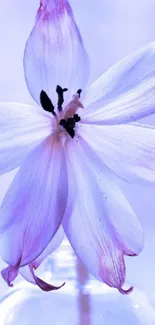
[60,119,75,138]
[40,90,56,116]
[59,119,67,128]
[77,89,82,97]
[56,85,68,111]
[65,126,75,138]
[73,114,81,122]
[59,113,81,139]
[67,117,76,129]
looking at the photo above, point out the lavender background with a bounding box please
[0,0,155,324]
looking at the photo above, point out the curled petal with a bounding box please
[0,135,68,272]
[29,266,65,292]
[1,262,20,287]
[20,225,64,284]
[63,138,143,293]
[119,287,133,295]
[2,263,65,292]
[78,123,155,184]
[82,42,155,124]
[0,103,51,175]
[24,0,89,105]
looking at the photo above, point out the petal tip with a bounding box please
[1,265,19,288]
[30,265,66,292]
[119,286,133,295]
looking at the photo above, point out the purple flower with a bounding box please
[0,0,155,294]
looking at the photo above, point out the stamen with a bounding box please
[59,119,67,128]
[73,114,81,122]
[67,117,76,129]
[59,119,75,138]
[40,90,57,117]
[59,113,81,138]
[56,85,68,112]
[77,89,82,98]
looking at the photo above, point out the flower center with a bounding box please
[40,86,83,138]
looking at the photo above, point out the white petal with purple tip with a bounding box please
[19,225,64,284]
[0,135,68,268]
[63,138,143,293]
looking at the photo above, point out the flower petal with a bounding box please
[19,265,35,284]
[0,102,52,175]
[1,263,20,287]
[33,225,64,269]
[0,135,68,269]
[63,137,143,293]
[19,225,64,285]
[77,123,155,184]
[29,265,65,292]
[2,264,65,291]
[82,42,155,124]
[24,0,89,105]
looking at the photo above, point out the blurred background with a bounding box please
[0,0,155,324]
